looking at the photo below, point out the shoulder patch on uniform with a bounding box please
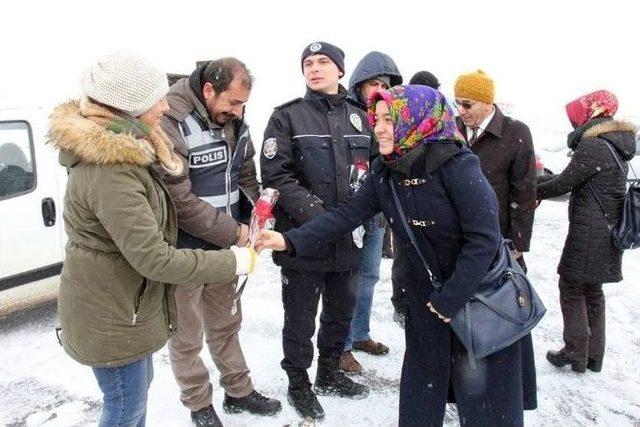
[263,138,278,159]
[350,113,363,132]
[275,97,303,110]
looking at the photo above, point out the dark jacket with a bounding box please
[160,73,259,251]
[286,143,501,318]
[457,107,536,252]
[347,51,403,108]
[261,87,374,272]
[347,50,402,228]
[538,119,636,283]
[285,143,535,423]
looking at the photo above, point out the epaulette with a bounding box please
[345,97,366,110]
[274,97,303,110]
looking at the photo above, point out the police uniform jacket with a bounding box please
[260,87,374,271]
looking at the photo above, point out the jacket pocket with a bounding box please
[132,278,148,325]
[347,136,372,165]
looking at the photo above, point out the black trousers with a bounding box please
[280,268,359,372]
[558,277,606,362]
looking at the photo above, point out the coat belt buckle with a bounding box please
[402,178,423,186]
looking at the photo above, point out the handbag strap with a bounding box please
[602,140,636,179]
[390,178,479,365]
[389,179,441,289]
[586,180,616,230]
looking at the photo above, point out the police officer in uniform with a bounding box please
[261,42,372,420]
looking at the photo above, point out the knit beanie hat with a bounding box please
[80,53,169,117]
[300,41,345,75]
[454,70,494,104]
[409,71,440,89]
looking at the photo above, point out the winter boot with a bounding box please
[223,389,282,415]
[191,404,223,427]
[339,351,363,374]
[313,356,369,399]
[546,349,587,373]
[286,369,325,420]
[353,339,389,355]
[587,358,603,372]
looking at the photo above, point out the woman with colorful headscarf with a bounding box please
[259,85,534,426]
[538,90,636,374]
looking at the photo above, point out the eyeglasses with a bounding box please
[454,100,476,110]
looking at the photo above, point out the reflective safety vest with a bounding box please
[179,112,251,219]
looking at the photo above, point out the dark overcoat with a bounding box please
[286,143,536,426]
[457,107,537,252]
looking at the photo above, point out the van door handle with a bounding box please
[42,197,56,227]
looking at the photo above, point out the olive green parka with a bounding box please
[49,100,238,367]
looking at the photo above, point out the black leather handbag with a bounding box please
[586,140,640,250]
[390,180,546,365]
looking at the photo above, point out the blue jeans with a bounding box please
[92,354,154,427]
[344,218,384,351]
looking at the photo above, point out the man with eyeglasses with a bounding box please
[160,57,281,426]
[453,69,538,412]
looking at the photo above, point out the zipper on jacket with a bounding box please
[164,286,173,331]
[132,278,148,325]
[225,129,242,217]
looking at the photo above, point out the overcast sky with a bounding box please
[1,0,638,140]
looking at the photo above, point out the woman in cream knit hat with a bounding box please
[49,53,256,426]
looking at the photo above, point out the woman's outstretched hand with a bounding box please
[256,230,287,252]
[426,301,451,323]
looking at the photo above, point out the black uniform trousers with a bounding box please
[280,268,359,372]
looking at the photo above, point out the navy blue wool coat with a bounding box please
[286,143,535,426]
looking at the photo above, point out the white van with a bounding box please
[0,107,67,316]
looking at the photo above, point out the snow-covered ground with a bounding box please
[1,196,639,426]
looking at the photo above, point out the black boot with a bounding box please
[223,389,282,416]
[191,404,223,427]
[587,358,603,372]
[546,349,586,373]
[313,356,369,399]
[286,369,325,420]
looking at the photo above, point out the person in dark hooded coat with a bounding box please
[538,89,636,373]
[259,85,535,427]
[339,51,402,374]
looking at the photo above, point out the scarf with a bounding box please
[80,99,183,175]
[367,85,465,160]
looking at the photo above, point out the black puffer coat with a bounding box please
[537,119,636,284]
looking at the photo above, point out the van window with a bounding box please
[0,121,35,199]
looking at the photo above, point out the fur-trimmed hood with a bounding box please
[583,119,637,161]
[49,100,182,174]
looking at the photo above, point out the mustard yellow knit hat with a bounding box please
[454,70,494,104]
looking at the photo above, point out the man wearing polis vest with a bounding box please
[161,58,281,426]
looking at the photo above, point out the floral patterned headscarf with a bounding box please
[367,85,465,160]
[565,90,618,129]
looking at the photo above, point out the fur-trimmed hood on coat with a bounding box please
[582,119,637,161]
[48,99,183,174]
